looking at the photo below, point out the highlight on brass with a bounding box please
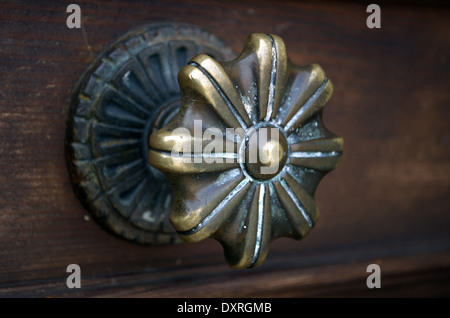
[149,33,343,269]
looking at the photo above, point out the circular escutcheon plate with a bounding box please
[65,23,236,245]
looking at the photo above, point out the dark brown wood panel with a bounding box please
[0,0,449,297]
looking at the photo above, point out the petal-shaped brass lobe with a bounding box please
[190,54,253,128]
[263,34,289,122]
[174,173,252,243]
[273,172,319,239]
[149,102,240,155]
[229,34,273,123]
[178,65,245,129]
[290,136,344,171]
[215,183,272,269]
[148,149,239,174]
[148,32,343,269]
[280,64,333,135]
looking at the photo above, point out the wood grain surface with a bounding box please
[0,0,449,297]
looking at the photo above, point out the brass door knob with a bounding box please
[66,24,342,269]
[149,33,343,268]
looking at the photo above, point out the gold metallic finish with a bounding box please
[149,33,343,269]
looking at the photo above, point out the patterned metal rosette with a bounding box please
[65,24,235,245]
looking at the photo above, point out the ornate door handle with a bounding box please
[66,23,343,269]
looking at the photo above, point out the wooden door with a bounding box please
[1,0,449,297]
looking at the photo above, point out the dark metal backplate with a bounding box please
[65,23,235,245]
